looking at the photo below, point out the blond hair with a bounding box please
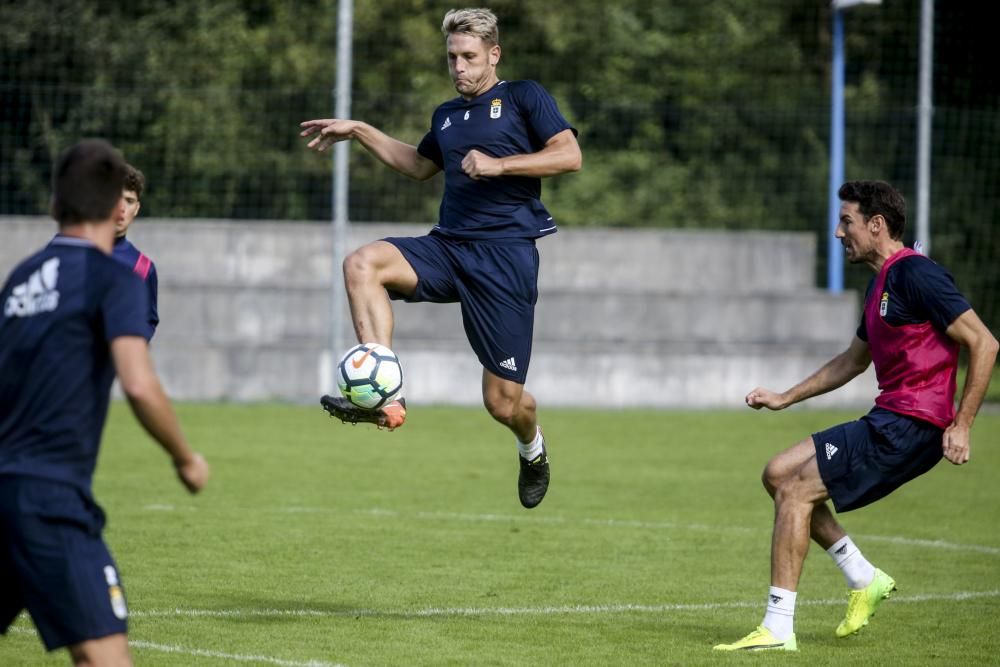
[441,8,499,46]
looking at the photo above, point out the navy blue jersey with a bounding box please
[112,236,159,340]
[417,79,576,240]
[857,253,971,341]
[0,236,148,496]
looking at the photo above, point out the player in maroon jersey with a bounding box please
[715,180,997,652]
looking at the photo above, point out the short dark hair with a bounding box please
[124,163,145,198]
[51,139,127,225]
[837,180,906,240]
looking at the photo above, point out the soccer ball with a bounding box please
[337,343,403,410]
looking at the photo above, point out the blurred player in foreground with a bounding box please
[301,8,581,508]
[0,139,209,665]
[714,180,997,651]
[112,163,159,340]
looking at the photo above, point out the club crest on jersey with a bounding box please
[104,565,128,619]
[879,291,889,317]
[490,98,502,119]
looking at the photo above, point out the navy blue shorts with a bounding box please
[0,477,128,650]
[383,232,539,384]
[812,407,943,513]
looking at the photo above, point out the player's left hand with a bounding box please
[461,149,503,179]
[942,423,971,465]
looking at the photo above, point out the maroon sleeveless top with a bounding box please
[865,248,958,428]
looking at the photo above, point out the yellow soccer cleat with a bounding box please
[713,626,798,651]
[836,568,897,638]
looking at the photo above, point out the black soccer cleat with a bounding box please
[320,395,407,430]
[517,442,550,509]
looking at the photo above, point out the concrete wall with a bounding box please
[1,216,878,407]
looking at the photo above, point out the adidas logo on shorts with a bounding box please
[499,357,518,372]
[825,442,839,460]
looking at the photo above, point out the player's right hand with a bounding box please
[175,453,210,494]
[300,119,355,151]
[942,423,971,465]
[745,387,786,411]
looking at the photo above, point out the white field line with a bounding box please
[143,505,1000,556]
[359,507,1000,556]
[129,639,347,667]
[11,592,997,664]
[9,626,347,667]
[6,627,346,667]
[855,533,1000,556]
[130,589,1000,619]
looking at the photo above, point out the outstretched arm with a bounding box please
[941,309,999,464]
[300,119,440,181]
[461,129,582,180]
[746,335,871,410]
[111,337,210,493]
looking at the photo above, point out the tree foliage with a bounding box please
[1,1,996,327]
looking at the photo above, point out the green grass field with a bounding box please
[3,403,999,666]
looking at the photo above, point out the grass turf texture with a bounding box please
[3,403,999,666]
[957,364,1000,403]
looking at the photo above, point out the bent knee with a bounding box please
[344,241,416,294]
[343,246,379,280]
[766,462,828,506]
[762,456,804,499]
[760,465,776,496]
[761,459,785,496]
[483,394,517,426]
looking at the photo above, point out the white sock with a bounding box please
[827,536,876,589]
[762,586,796,640]
[517,426,543,461]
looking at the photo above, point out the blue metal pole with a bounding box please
[827,8,845,293]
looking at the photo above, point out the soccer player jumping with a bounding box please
[714,180,997,651]
[301,8,581,509]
